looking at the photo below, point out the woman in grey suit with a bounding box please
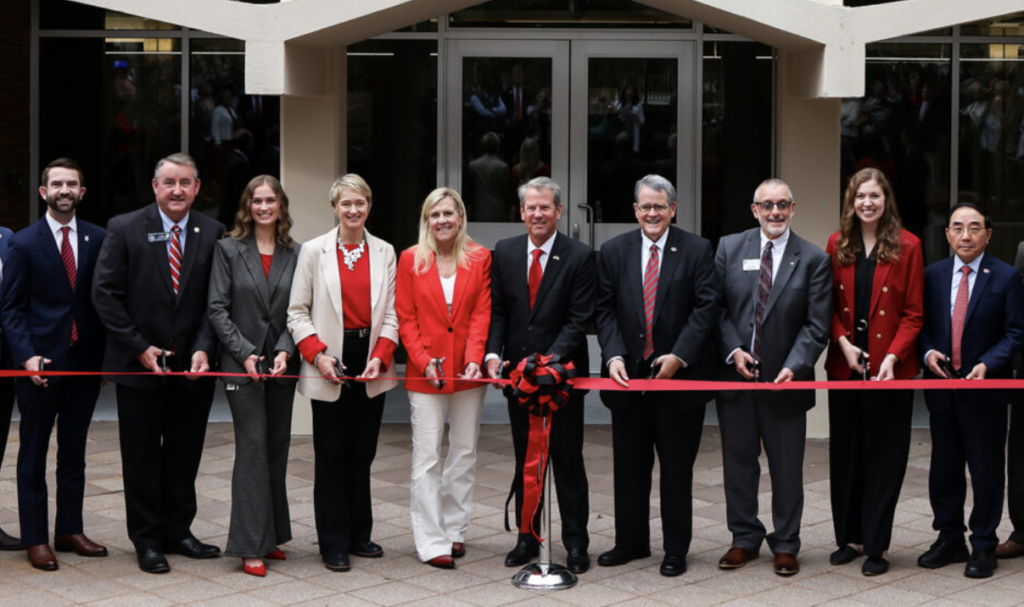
[208,175,301,577]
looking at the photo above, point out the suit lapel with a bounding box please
[869,258,892,317]
[450,258,470,321]
[320,233,345,323]
[367,231,383,311]
[742,231,761,315]
[35,220,72,297]
[75,224,92,293]
[267,243,293,304]
[425,254,450,320]
[531,232,564,318]
[241,236,271,312]
[627,231,644,329]
[508,235,530,318]
[762,233,800,320]
[964,255,992,326]
[176,215,205,302]
[145,206,175,298]
[652,228,681,327]
[939,258,954,335]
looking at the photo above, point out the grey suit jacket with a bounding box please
[715,227,832,415]
[208,235,300,385]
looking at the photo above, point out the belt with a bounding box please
[344,328,371,338]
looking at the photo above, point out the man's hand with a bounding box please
[609,359,629,388]
[189,351,210,378]
[25,356,51,387]
[733,350,756,380]
[138,346,169,374]
[965,362,987,380]
[925,351,950,379]
[653,354,682,380]
[271,351,289,376]
[774,367,795,384]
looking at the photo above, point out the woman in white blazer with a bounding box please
[287,174,399,573]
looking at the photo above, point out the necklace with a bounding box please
[338,238,366,271]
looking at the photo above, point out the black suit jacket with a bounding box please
[93,203,225,389]
[595,226,719,411]
[0,218,106,372]
[486,231,596,385]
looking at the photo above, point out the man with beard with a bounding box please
[0,158,108,570]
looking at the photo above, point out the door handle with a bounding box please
[577,203,595,246]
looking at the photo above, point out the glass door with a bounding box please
[445,39,570,248]
[570,40,696,248]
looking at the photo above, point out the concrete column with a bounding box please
[776,48,841,439]
[280,46,346,435]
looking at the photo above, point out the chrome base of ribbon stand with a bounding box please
[511,561,578,591]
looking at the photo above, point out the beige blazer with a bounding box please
[287,227,399,401]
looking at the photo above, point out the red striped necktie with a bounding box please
[169,225,183,296]
[60,226,78,343]
[642,244,659,360]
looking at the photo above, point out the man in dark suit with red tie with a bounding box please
[594,174,719,577]
[1,158,107,570]
[93,153,225,574]
[486,177,596,573]
[917,202,1024,578]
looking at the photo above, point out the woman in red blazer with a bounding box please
[825,168,924,576]
[396,187,491,570]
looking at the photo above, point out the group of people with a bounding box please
[0,154,1022,587]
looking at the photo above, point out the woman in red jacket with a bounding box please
[825,168,924,576]
[396,187,491,569]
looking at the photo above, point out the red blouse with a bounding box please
[260,253,273,279]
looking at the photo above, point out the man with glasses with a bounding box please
[714,178,831,576]
[594,174,718,577]
[917,202,1024,578]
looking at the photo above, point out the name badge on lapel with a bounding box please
[148,232,171,243]
[742,259,760,272]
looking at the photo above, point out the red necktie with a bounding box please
[60,226,78,343]
[642,245,659,360]
[754,241,773,362]
[529,248,543,310]
[170,225,183,296]
[951,265,972,370]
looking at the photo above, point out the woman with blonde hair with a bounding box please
[825,167,924,576]
[287,174,400,572]
[396,187,491,569]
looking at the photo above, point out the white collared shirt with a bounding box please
[759,227,790,285]
[45,212,78,266]
[158,208,189,258]
[527,231,556,277]
[950,253,983,315]
[641,230,668,276]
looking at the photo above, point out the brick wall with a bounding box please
[0,2,31,230]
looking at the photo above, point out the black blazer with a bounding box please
[207,235,300,385]
[92,203,225,389]
[0,218,106,372]
[595,226,719,411]
[486,231,596,386]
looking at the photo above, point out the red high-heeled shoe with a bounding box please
[264,548,286,561]
[243,558,267,577]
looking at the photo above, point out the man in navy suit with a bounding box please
[0,158,108,570]
[594,175,719,576]
[0,224,23,552]
[917,202,1024,579]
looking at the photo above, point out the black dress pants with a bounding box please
[117,377,216,551]
[828,385,912,557]
[310,335,385,557]
[1006,404,1024,544]
[507,391,589,550]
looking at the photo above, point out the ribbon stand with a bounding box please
[511,414,577,591]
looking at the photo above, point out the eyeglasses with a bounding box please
[636,203,671,213]
[338,201,368,211]
[947,225,985,236]
[754,200,792,211]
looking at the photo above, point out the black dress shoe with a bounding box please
[566,548,590,573]
[597,546,651,567]
[164,536,221,559]
[829,545,862,565]
[137,548,170,574]
[323,552,351,572]
[660,555,687,577]
[504,540,539,567]
[350,541,383,558]
[964,550,997,578]
[0,526,24,551]
[918,540,969,569]
[862,556,889,576]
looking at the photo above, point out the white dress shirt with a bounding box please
[923,253,984,365]
[45,213,78,267]
[158,208,189,258]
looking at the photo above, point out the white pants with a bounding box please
[409,386,485,561]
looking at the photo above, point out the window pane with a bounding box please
[958,43,1024,264]
[450,0,691,29]
[347,40,438,255]
[841,43,951,265]
[701,41,773,247]
[41,0,179,30]
[190,38,280,227]
[38,38,181,225]
[961,11,1024,36]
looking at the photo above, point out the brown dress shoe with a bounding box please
[718,546,759,569]
[54,533,109,557]
[0,526,24,551]
[27,544,59,571]
[774,552,800,576]
[995,539,1024,559]
[451,542,466,558]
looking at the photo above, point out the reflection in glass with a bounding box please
[190,39,280,226]
[961,11,1024,36]
[41,0,179,30]
[450,0,690,29]
[347,40,438,253]
[701,42,773,248]
[587,58,676,223]
[461,57,552,222]
[841,43,951,264]
[958,43,1024,264]
[39,38,181,224]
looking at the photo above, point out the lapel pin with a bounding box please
[194,226,200,233]
[552,255,560,261]
[670,246,678,252]
[790,261,795,265]
[983,268,990,274]
[84,235,90,242]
